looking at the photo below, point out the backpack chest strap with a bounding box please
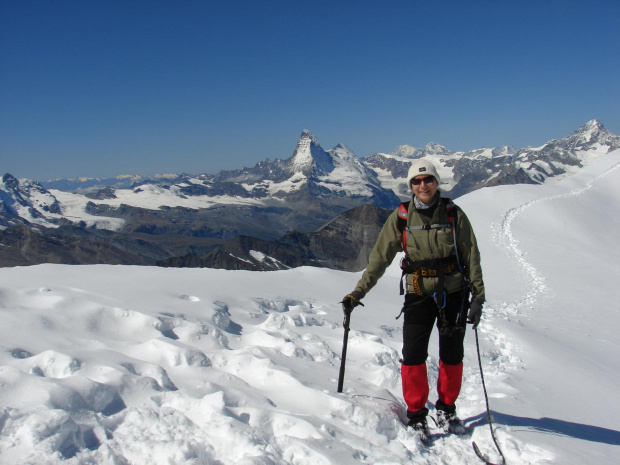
[405,223,451,232]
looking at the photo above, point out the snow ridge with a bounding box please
[495,156,620,318]
[466,154,620,462]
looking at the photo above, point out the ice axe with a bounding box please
[337,299,363,393]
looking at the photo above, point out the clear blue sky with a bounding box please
[1,0,619,181]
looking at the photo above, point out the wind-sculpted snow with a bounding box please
[1,151,620,464]
[0,265,551,464]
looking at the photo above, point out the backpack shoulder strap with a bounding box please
[397,201,410,250]
[442,197,464,270]
[397,201,410,230]
[442,197,458,228]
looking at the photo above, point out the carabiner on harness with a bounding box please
[433,290,447,309]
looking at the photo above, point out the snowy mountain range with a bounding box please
[366,119,620,198]
[1,120,619,267]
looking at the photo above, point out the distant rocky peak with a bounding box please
[566,119,604,142]
[578,119,604,134]
[0,173,45,199]
[571,119,617,145]
[391,142,451,158]
[543,119,620,154]
[422,142,451,155]
[2,173,19,189]
[289,130,335,175]
[392,145,418,158]
[330,143,356,160]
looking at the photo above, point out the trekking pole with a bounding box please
[472,326,507,465]
[337,308,352,393]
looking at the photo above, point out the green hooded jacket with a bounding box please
[353,196,485,303]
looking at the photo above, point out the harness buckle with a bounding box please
[420,268,438,277]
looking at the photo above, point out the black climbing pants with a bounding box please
[401,290,467,366]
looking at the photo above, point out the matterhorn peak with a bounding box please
[289,130,334,176]
[300,129,319,144]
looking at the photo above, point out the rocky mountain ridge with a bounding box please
[366,119,619,198]
[1,120,618,269]
[158,204,392,272]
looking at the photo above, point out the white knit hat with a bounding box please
[407,159,440,185]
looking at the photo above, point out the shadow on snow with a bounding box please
[466,412,620,446]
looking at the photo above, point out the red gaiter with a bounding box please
[401,363,429,412]
[437,360,463,406]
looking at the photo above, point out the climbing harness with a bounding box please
[399,256,459,296]
[396,198,469,336]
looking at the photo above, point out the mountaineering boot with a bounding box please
[437,409,465,434]
[406,408,430,444]
[436,400,466,435]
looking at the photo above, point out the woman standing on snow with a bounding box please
[341,159,485,440]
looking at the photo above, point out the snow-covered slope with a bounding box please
[50,183,264,227]
[1,150,619,464]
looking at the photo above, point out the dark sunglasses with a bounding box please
[411,175,436,186]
